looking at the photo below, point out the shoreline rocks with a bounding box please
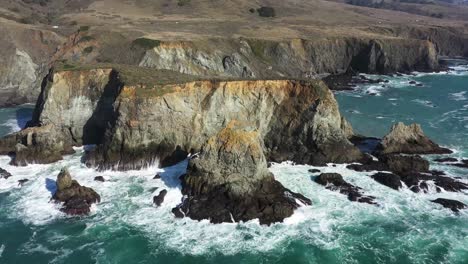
[376,122,452,155]
[0,168,12,179]
[431,198,466,213]
[153,189,167,207]
[315,173,376,204]
[52,168,100,215]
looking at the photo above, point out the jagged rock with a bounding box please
[376,122,452,155]
[0,168,12,179]
[153,174,161,179]
[52,168,100,215]
[94,176,105,182]
[371,172,402,190]
[153,189,167,207]
[315,173,376,204]
[431,198,466,213]
[173,122,311,225]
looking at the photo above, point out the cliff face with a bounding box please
[1,67,362,168]
[139,37,439,79]
[0,24,63,107]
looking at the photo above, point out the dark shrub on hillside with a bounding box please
[132,38,161,49]
[257,6,276,17]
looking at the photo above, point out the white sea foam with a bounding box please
[0,244,4,258]
[449,91,467,101]
[412,99,437,108]
[1,150,467,256]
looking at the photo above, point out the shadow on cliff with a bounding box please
[82,69,123,145]
[15,107,34,130]
[45,178,57,195]
[157,159,189,189]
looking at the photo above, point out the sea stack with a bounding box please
[52,168,100,215]
[173,121,311,225]
[376,122,452,155]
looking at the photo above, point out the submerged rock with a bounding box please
[153,189,167,207]
[52,168,100,215]
[173,122,311,225]
[376,122,452,155]
[0,167,12,179]
[315,173,376,204]
[94,176,105,182]
[431,198,466,213]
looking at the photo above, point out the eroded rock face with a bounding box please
[173,122,311,225]
[83,78,362,170]
[377,122,452,155]
[52,168,100,215]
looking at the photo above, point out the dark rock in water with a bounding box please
[379,154,429,175]
[52,168,100,215]
[94,176,105,182]
[409,81,417,84]
[376,122,452,155]
[315,173,376,204]
[153,189,167,207]
[371,173,402,190]
[346,154,428,175]
[0,167,12,179]
[153,174,161,179]
[431,198,466,212]
[452,160,468,169]
[18,179,29,186]
[416,83,423,87]
[399,172,468,193]
[308,169,321,173]
[173,123,311,225]
[434,157,458,163]
[172,207,185,218]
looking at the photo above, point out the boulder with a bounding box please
[377,122,452,155]
[371,172,402,190]
[379,154,429,175]
[431,198,466,213]
[52,168,100,215]
[153,189,167,207]
[18,179,29,186]
[0,167,12,179]
[94,176,105,182]
[173,122,311,225]
[315,173,376,204]
[308,169,321,173]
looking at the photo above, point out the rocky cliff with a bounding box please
[0,66,362,169]
[138,37,439,79]
[0,24,63,107]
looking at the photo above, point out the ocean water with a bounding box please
[0,64,467,263]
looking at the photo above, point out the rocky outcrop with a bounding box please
[0,168,12,179]
[377,122,452,155]
[431,198,467,213]
[371,172,402,190]
[153,189,167,207]
[0,124,75,166]
[52,168,100,215]
[81,74,362,170]
[315,173,376,204]
[172,122,311,225]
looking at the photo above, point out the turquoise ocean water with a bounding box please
[0,63,467,263]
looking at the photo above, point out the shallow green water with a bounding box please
[0,66,467,264]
